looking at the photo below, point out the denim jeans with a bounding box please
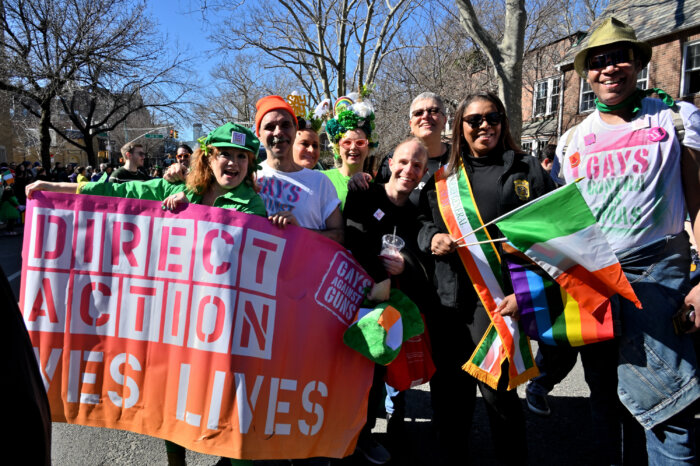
[615,233,700,462]
[384,384,403,415]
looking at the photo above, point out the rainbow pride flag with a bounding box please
[494,183,640,346]
[505,250,614,346]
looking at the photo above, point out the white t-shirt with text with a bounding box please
[553,98,700,252]
[257,162,341,230]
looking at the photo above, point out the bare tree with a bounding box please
[49,44,191,166]
[1,0,86,167]
[430,0,607,140]
[192,55,292,130]
[209,0,419,103]
[0,0,190,168]
[372,8,493,156]
[450,0,527,140]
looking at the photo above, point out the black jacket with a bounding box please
[417,150,556,309]
[344,183,435,312]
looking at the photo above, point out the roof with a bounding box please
[559,0,700,68]
[521,116,558,138]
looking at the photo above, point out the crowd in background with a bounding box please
[7,15,700,466]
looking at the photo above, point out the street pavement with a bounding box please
[0,225,615,465]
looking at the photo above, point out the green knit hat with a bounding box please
[574,17,652,78]
[199,122,260,154]
[343,289,424,365]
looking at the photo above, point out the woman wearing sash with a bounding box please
[417,92,555,464]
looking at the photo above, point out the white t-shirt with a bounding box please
[257,161,341,230]
[553,98,700,252]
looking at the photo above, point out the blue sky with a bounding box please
[146,0,217,140]
[147,0,215,57]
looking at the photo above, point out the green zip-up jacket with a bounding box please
[78,178,267,217]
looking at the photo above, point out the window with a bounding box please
[637,65,649,90]
[520,139,549,158]
[682,41,700,96]
[579,79,595,113]
[533,77,560,116]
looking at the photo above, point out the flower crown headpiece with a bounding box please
[325,91,378,155]
[295,98,332,133]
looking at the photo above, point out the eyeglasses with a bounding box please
[339,138,369,149]
[463,112,502,128]
[586,48,634,70]
[411,107,443,118]
[176,154,190,160]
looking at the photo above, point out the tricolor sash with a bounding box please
[435,164,538,389]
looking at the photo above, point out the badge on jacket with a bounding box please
[514,179,530,201]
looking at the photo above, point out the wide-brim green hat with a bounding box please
[202,122,260,154]
[574,17,652,78]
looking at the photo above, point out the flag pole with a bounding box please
[451,179,583,244]
[457,238,508,248]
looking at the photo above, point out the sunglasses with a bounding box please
[586,48,634,70]
[463,112,502,128]
[411,107,442,118]
[339,138,369,149]
[176,154,190,160]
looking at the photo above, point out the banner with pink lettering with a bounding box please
[20,192,374,460]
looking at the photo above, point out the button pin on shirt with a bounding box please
[648,127,667,142]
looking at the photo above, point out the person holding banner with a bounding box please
[254,95,344,242]
[552,17,700,463]
[26,123,265,219]
[417,91,556,464]
[25,123,266,466]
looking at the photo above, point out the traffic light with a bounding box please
[174,130,179,139]
[169,129,174,138]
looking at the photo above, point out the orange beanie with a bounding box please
[255,96,297,136]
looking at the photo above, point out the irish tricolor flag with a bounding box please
[495,182,641,319]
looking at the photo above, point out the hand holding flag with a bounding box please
[494,183,641,346]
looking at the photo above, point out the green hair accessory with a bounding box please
[197,135,209,155]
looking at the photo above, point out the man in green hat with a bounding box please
[553,16,700,463]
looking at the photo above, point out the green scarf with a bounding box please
[595,88,675,115]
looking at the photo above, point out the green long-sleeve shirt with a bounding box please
[78,178,267,217]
